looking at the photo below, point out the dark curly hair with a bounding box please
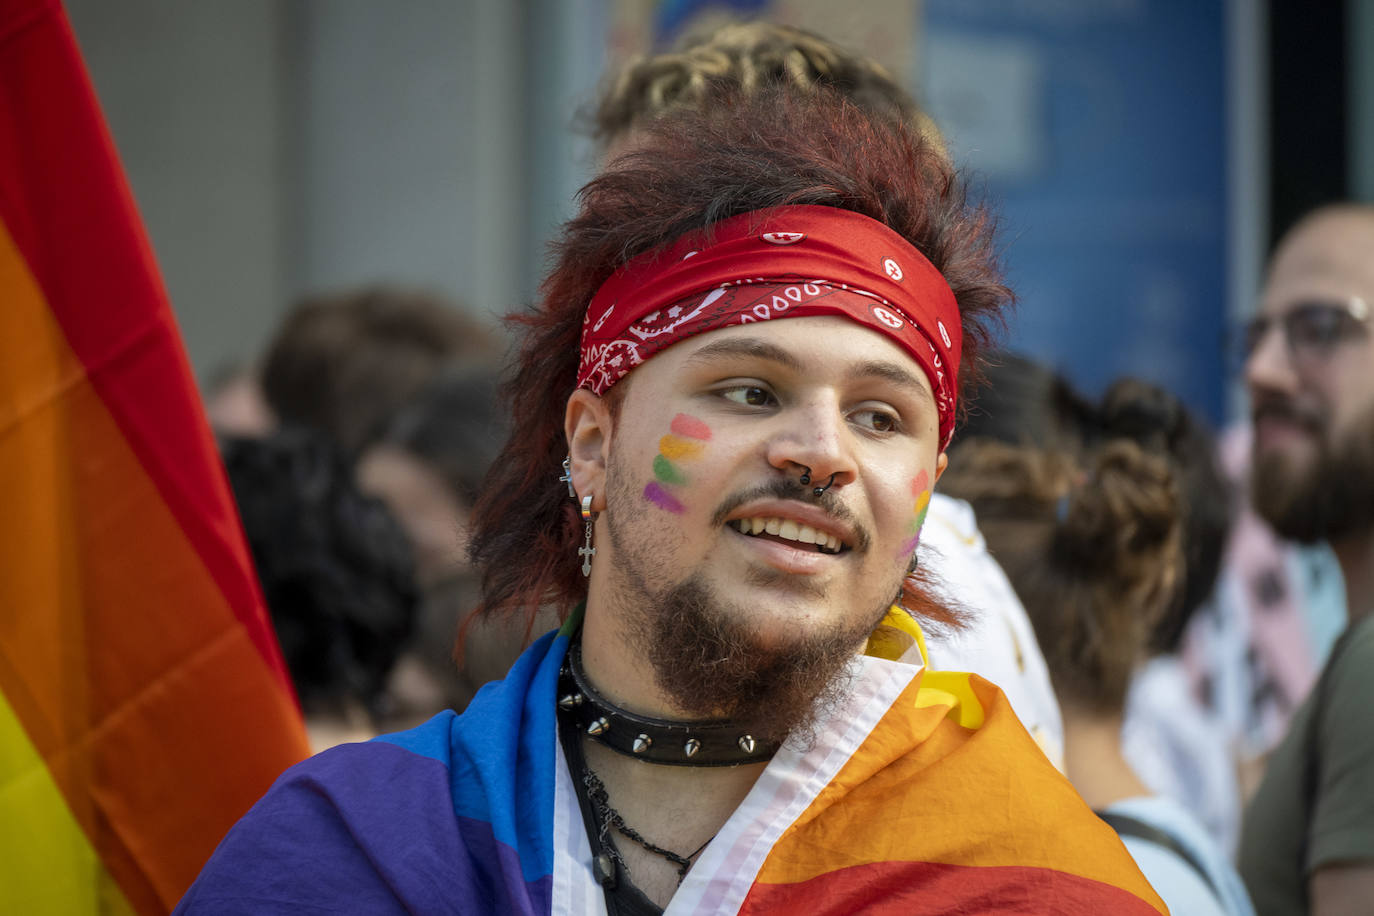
[468,85,1010,637]
[221,428,418,718]
[943,437,1181,712]
[954,359,1230,654]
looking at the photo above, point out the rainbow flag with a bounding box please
[0,0,311,912]
[181,609,1166,914]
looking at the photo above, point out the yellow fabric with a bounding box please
[0,691,135,915]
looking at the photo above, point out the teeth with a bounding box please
[732,517,845,553]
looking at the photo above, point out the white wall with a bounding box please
[66,0,287,378]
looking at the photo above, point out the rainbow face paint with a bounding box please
[643,413,711,514]
[898,469,932,557]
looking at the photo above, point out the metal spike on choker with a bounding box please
[557,642,780,767]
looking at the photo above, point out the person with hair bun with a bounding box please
[944,420,1254,916]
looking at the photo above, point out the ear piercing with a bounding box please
[579,494,596,577]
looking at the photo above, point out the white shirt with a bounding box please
[918,492,1065,769]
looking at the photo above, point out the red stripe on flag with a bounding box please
[741,859,1168,915]
[0,0,292,688]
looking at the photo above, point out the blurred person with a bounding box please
[356,368,512,720]
[179,87,1166,914]
[590,20,945,158]
[958,358,1242,852]
[1237,204,1374,915]
[201,361,276,438]
[944,425,1254,915]
[260,285,500,454]
[1182,423,1346,806]
[585,16,1065,770]
[221,427,418,751]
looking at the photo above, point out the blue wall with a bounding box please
[923,1,1229,421]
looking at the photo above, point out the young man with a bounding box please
[589,18,1065,771]
[179,88,1163,914]
[1238,205,1374,916]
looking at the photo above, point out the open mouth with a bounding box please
[730,517,846,554]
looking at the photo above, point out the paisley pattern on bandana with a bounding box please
[576,206,962,449]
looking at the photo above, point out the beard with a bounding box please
[1252,396,1374,544]
[601,453,893,748]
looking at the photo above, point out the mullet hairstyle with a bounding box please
[468,85,1010,638]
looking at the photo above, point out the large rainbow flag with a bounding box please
[0,0,311,911]
[180,609,1167,914]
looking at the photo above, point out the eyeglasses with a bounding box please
[1240,296,1371,368]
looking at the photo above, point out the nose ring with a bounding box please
[798,465,836,497]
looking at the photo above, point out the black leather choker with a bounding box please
[557,642,779,767]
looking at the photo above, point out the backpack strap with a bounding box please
[1097,810,1225,905]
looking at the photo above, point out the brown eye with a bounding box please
[721,386,774,407]
[853,408,899,433]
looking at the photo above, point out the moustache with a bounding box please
[709,477,871,553]
[1252,394,1325,434]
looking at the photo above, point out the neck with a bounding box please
[1331,530,1374,625]
[579,596,688,718]
[1059,705,1149,811]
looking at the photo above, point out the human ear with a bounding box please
[933,450,949,484]
[564,388,612,512]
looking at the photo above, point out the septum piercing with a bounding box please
[798,466,836,497]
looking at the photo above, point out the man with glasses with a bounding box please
[1238,205,1374,915]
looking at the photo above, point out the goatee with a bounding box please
[621,575,884,748]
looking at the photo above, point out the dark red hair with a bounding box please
[468,85,1011,635]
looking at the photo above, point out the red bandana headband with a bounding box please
[576,205,963,448]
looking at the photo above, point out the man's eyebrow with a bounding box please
[846,360,931,397]
[682,337,804,371]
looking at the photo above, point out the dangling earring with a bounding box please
[579,494,597,577]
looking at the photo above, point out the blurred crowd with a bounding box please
[202,21,1372,916]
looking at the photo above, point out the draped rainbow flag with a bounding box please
[0,0,311,912]
[180,610,1167,914]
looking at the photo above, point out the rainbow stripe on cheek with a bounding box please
[643,482,686,515]
[642,413,711,514]
[898,470,933,558]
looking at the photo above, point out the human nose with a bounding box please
[1245,316,1299,399]
[766,397,858,492]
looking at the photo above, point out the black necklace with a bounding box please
[557,642,780,766]
[581,765,715,885]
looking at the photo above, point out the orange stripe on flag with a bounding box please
[0,2,311,912]
[754,673,1166,912]
[0,210,308,914]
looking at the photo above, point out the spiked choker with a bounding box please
[557,642,780,767]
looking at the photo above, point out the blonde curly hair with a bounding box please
[591,21,946,155]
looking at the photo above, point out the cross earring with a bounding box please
[579,494,597,577]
